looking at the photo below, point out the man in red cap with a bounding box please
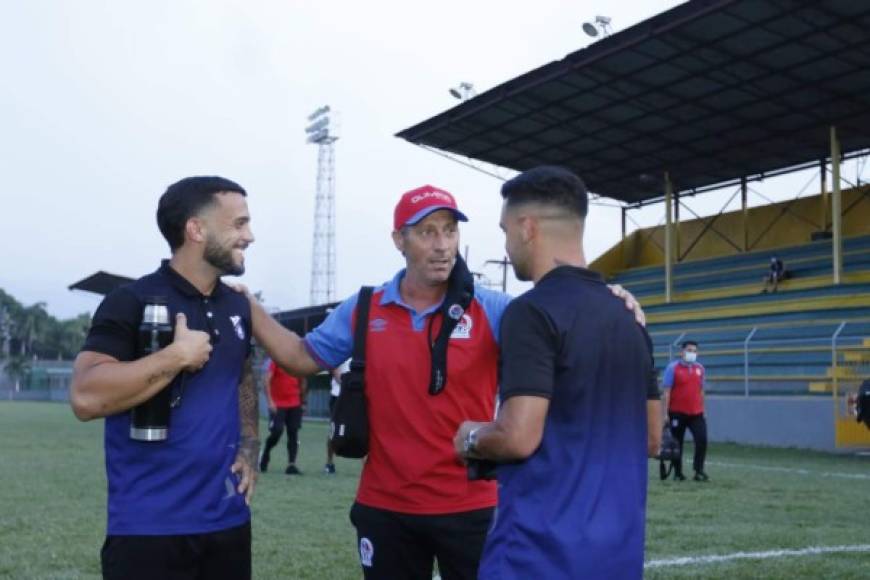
[240,184,645,580]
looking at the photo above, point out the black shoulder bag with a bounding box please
[329,286,374,459]
[658,424,681,480]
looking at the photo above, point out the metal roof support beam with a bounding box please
[744,169,823,251]
[842,184,870,219]
[747,195,807,251]
[678,186,743,261]
[831,126,843,285]
[664,172,674,304]
[674,191,681,263]
[626,212,665,254]
[820,159,828,232]
[620,206,627,270]
[626,148,870,210]
[621,206,627,241]
[741,177,749,252]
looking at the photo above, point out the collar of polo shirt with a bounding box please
[159,260,226,299]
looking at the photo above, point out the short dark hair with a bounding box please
[500,165,588,218]
[682,340,699,349]
[157,176,247,251]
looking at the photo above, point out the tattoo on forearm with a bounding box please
[237,356,260,463]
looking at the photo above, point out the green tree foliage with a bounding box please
[3,355,32,390]
[0,289,91,361]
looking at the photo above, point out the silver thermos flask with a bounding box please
[130,299,174,441]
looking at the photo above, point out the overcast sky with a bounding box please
[2,0,848,319]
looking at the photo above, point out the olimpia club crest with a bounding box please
[229,315,245,340]
[450,313,473,339]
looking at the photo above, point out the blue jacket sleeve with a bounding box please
[302,292,359,370]
[662,361,677,389]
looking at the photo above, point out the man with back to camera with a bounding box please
[69,176,260,580]
[260,357,307,475]
[663,340,709,481]
[454,166,654,579]
[236,183,647,579]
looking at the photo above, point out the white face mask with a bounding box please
[683,351,697,363]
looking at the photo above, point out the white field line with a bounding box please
[645,544,870,569]
[706,460,870,480]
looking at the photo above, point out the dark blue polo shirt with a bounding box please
[479,266,650,580]
[82,260,252,536]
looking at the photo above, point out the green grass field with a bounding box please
[1,402,868,579]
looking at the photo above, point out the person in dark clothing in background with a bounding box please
[762,255,788,293]
[260,358,306,475]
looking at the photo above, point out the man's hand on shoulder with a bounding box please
[607,284,646,327]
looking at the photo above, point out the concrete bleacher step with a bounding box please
[808,381,833,393]
[646,289,870,325]
[636,272,870,307]
[609,233,870,285]
[843,350,870,363]
[826,366,861,379]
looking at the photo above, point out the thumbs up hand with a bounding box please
[171,313,212,371]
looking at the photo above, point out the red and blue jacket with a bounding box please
[663,359,706,415]
[304,269,511,514]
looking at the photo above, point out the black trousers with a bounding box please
[263,406,303,465]
[669,412,708,475]
[349,502,493,580]
[101,522,251,580]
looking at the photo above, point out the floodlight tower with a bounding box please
[305,105,339,305]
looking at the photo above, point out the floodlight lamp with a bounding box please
[583,15,613,38]
[449,82,477,101]
[305,116,330,134]
[307,105,331,121]
[306,129,329,144]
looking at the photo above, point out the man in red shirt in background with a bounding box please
[260,359,306,475]
[662,340,709,482]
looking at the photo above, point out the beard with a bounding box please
[509,252,531,282]
[204,237,245,276]
[512,264,531,282]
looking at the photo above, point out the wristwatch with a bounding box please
[463,427,480,455]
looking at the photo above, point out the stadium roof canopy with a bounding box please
[273,302,339,336]
[397,0,870,206]
[68,271,134,296]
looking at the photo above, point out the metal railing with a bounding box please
[656,319,870,396]
[743,327,758,397]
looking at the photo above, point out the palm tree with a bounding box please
[55,313,91,359]
[16,302,48,357]
[0,306,11,359]
[4,355,31,392]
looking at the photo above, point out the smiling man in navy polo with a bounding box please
[455,166,652,579]
[70,176,259,580]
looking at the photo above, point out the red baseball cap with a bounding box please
[393,185,469,230]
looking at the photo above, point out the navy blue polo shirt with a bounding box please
[82,260,252,536]
[478,266,650,580]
